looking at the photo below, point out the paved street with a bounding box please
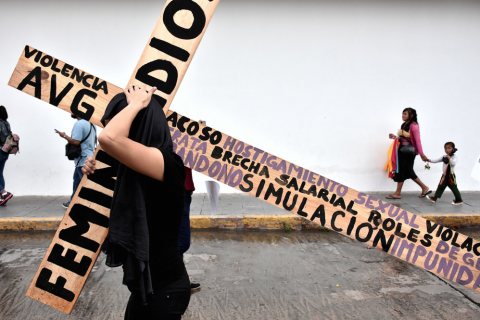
[1,229,480,319]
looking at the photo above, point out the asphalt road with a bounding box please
[1,229,480,320]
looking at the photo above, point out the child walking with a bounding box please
[427,142,463,205]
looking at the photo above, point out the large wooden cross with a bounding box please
[7,0,480,315]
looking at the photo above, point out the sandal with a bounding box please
[419,190,432,198]
[386,195,401,199]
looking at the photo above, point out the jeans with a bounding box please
[178,191,192,258]
[0,151,9,191]
[71,167,84,200]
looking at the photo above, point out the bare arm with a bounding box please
[56,131,81,145]
[429,156,444,163]
[98,86,165,181]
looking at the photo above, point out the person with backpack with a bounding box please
[0,106,14,205]
[56,113,96,209]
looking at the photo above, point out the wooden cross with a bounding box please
[7,0,480,315]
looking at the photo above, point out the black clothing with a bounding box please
[101,93,186,306]
[393,145,418,182]
[124,267,191,320]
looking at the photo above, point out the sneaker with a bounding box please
[0,192,13,206]
[62,201,71,209]
[427,195,437,203]
[452,200,464,205]
[191,282,201,292]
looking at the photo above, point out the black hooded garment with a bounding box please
[100,93,186,305]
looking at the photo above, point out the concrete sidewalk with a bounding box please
[0,192,479,231]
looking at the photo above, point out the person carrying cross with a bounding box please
[82,85,191,319]
[56,113,96,209]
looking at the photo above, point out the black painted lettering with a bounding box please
[187,121,200,136]
[222,151,233,164]
[232,154,242,166]
[59,204,109,252]
[71,69,86,84]
[78,188,112,209]
[211,146,223,160]
[407,228,421,243]
[61,64,74,77]
[275,174,290,186]
[331,211,345,232]
[255,179,266,198]
[283,191,298,211]
[24,45,38,59]
[40,55,53,68]
[372,229,395,252]
[92,78,109,95]
[51,59,61,72]
[297,197,309,217]
[259,166,270,178]
[177,116,190,133]
[461,237,473,252]
[36,268,75,302]
[209,131,222,145]
[355,223,373,243]
[198,126,211,141]
[286,178,299,191]
[239,174,254,192]
[346,216,356,236]
[248,161,260,174]
[34,51,43,62]
[333,197,346,210]
[240,158,250,170]
[82,74,94,88]
[394,223,406,238]
[347,200,358,215]
[49,75,74,107]
[87,150,118,191]
[420,234,433,247]
[71,89,97,121]
[47,244,92,276]
[17,66,42,99]
[309,204,325,225]
[150,37,190,62]
[264,183,283,205]
[135,60,178,94]
[317,188,329,202]
[163,0,206,40]
[166,112,178,127]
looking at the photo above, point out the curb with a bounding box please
[0,214,479,231]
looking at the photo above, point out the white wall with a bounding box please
[1,0,479,196]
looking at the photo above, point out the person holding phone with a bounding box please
[56,113,96,209]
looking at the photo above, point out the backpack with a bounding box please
[65,124,95,162]
[1,121,19,155]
